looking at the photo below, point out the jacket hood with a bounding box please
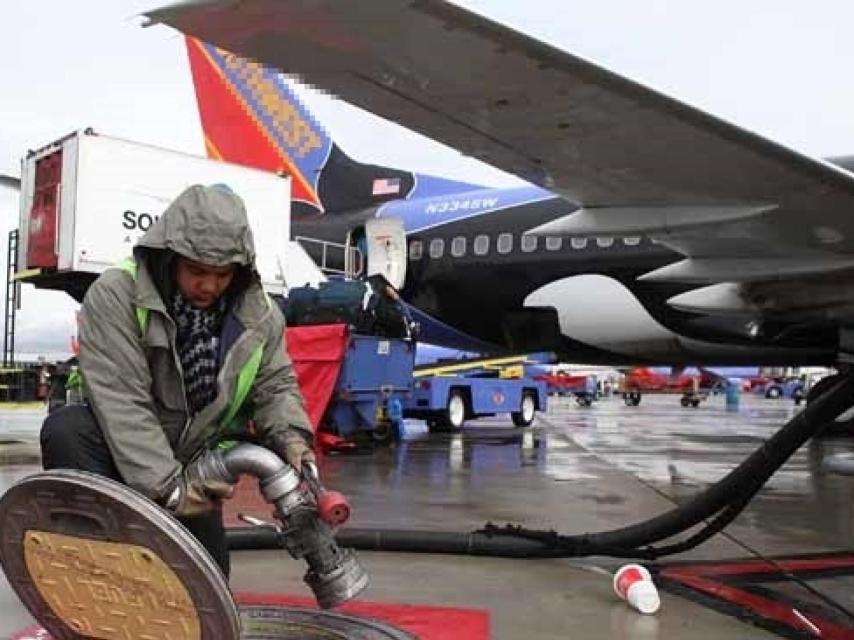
[135,184,256,267]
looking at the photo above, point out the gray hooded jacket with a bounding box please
[78,185,312,499]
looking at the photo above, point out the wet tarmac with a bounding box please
[2,394,853,639]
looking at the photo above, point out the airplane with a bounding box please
[146,4,854,368]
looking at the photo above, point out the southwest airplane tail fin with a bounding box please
[186,37,480,214]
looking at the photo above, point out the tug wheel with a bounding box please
[444,390,467,430]
[512,392,537,427]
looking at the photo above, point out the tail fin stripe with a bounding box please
[204,135,224,161]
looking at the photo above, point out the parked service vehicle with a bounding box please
[620,367,724,408]
[404,372,547,430]
[534,371,598,406]
[753,377,804,400]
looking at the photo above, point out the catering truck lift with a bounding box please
[15,129,324,300]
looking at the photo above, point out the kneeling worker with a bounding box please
[40,184,315,577]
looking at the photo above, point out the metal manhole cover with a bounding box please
[0,470,240,640]
[1,472,412,640]
[239,605,415,639]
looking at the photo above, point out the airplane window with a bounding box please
[497,233,513,254]
[623,236,641,246]
[409,240,423,260]
[596,236,614,248]
[570,237,588,250]
[474,234,490,256]
[546,237,562,251]
[521,235,538,253]
[451,236,467,257]
[429,238,445,258]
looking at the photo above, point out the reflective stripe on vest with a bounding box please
[218,343,264,429]
[117,257,262,427]
[118,258,150,335]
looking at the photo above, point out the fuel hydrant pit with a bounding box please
[0,470,375,640]
[238,605,413,639]
[12,606,415,640]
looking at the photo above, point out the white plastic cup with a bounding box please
[613,564,661,615]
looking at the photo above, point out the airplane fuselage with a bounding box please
[292,185,836,366]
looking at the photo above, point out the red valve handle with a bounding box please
[316,490,351,527]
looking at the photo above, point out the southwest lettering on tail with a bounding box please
[221,52,322,159]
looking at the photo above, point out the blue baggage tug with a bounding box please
[401,356,549,433]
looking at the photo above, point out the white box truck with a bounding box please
[16,129,325,299]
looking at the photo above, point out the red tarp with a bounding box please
[285,324,348,433]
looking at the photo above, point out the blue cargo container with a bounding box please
[324,334,415,439]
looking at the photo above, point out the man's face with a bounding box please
[175,257,236,309]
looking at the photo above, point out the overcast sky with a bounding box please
[1,0,854,358]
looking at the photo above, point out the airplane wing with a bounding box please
[146,0,854,322]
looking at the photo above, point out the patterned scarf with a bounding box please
[171,292,225,415]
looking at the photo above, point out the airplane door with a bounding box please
[346,218,407,289]
[365,218,407,289]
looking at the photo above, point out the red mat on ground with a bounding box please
[656,552,854,639]
[237,593,489,639]
[11,592,489,640]
[285,324,348,432]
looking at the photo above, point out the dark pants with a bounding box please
[40,404,230,577]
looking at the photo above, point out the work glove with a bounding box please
[164,450,235,518]
[267,428,316,472]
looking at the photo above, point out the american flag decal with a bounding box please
[372,177,401,195]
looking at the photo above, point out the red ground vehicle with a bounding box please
[742,376,772,392]
[534,372,598,406]
[621,368,724,407]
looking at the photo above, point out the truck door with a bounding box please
[25,149,64,270]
